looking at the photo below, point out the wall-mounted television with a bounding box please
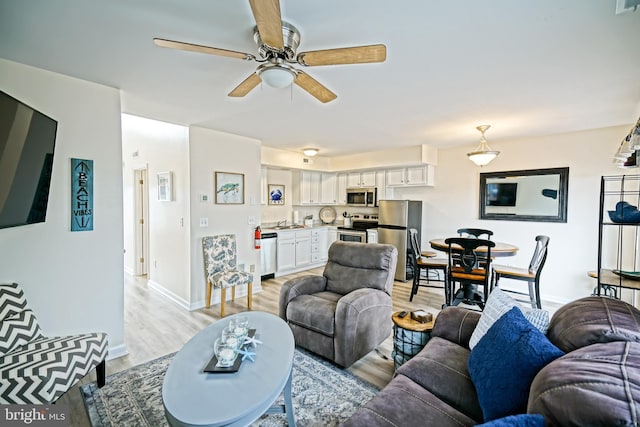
[486,182,517,207]
[0,90,58,230]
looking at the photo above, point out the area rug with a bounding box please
[81,348,379,426]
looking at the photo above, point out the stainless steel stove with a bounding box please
[337,213,379,243]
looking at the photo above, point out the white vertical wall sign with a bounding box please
[71,158,94,231]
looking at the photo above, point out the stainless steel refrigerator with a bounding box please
[377,200,423,281]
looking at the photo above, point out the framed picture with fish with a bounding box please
[268,184,285,205]
[215,171,244,204]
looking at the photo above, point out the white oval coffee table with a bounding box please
[162,311,296,426]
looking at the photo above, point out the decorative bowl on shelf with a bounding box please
[608,201,640,224]
[612,270,640,281]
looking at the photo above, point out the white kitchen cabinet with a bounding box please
[292,171,321,205]
[311,228,329,262]
[385,165,434,187]
[320,173,338,204]
[276,231,296,271]
[337,173,348,205]
[347,171,376,188]
[294,230,312,266]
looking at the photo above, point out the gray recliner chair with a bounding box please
[279,241,398,368]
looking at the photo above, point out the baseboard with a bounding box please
[123,266,135,276]
[107,343,128,360]
[147,280,191,311]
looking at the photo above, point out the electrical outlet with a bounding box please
[199,218,208,227]
[249,264,255,273]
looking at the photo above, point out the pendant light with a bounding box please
[467,125,500,166]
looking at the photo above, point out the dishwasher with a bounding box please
[260,232,278,280]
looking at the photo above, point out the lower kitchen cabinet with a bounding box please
[275,227,337,276]
[276,232,296,271]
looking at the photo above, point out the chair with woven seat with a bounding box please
[445,237,495,310]
[408,228,447,302]
[493,235,550,309]
[202,234,253,317]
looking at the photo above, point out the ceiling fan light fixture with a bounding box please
[467,125,500,166]
[303,148,319,157]
[258,65,296,88]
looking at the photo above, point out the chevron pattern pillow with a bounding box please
[0,309,44,357]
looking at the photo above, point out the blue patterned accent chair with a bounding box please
[202,235,253,317]
[0,282,108,404]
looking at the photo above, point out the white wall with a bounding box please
[262,168,294,224]
[189,127,262,309]
[121,115,191,307]
[394,125,630,304]
[0,59,125,356]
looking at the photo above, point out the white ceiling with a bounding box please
[1,0,639,156]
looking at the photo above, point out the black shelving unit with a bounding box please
[597,175,640,298]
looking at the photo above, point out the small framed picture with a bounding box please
[268,184,285,205]
[215,172,245,204]
[157,171,172,202]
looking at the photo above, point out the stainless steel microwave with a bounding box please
[346,187,377,207]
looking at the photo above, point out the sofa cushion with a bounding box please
[0,309,43,357]
[528,341,640,426]
[343,374,477,427]
[477,414,545,427]
[0,332,108,404]
[396,336,484,422]
[468,307,564,421]
[469,288,550,349]
[285,293,340,336]
[547,296,640,353]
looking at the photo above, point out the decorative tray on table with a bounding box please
[204,329,256,374]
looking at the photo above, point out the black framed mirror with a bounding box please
[479,167,569,222]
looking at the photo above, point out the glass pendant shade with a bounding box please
[467,125,500,166]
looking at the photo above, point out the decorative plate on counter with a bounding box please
[319,206,337,224]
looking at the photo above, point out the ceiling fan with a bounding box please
[153,0,386,103]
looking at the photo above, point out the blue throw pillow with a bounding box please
[477,414,545,426]
[468,307,564,421]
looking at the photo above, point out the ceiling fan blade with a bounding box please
[249,0,284,49]
[154,38,254,60]
[228,73,262,97]
[294,72,337,103]
[297,44,387,66]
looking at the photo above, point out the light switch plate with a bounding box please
[199,218,208,227]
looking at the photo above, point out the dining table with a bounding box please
[429,238,519,257]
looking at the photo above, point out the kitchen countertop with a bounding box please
[262,223,339,233]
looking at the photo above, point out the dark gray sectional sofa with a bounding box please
[345,296,640,426]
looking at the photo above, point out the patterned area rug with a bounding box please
[81,348,379,426]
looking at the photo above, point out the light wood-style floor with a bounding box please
[60,268,558,426]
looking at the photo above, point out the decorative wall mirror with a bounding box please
[479,167,569,222]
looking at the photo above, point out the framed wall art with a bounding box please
[157,171,172,202]
[215,171,244,204]
[268,184,285,205]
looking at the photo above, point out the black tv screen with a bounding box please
[0,90,58,230]
[486,183,517,207]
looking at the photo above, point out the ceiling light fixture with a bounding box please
[303,148,319,157]
[257,63,297,88]
[467,125,500,167]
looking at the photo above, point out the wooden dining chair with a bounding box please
[457,228,493,240]
[408,228,448,303]
[493,235,549,309]
[444,237,495,310]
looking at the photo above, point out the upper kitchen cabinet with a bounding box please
[386,165,435,187]
[292,171,321,205]
[337,173,348,205]
[320,173,338,204]
[347,171,376,188]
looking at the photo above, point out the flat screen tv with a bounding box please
[486,182,517,207]
[0,90,58,230]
